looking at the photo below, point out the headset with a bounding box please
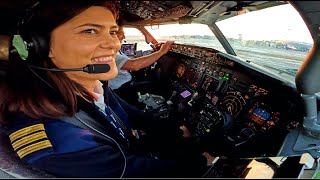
[9,1,110,74]
[10,2,48,63]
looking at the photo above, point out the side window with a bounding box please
[216,4,313,83]
[123,27,153,52]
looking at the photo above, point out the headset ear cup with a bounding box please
[9,33,49,63]
[29,33,49,61]
[10,35,28,60]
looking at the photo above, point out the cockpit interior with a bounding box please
[0,0,320,178]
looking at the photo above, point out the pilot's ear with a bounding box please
[48,50,54,58]
[48,50,57,63]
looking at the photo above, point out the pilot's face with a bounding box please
[49,6,120,86]
[117,26,125,43]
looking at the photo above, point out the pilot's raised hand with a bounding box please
[159,41,174,55]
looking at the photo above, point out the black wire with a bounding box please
[27,64,56,92]
[29,65,83,72]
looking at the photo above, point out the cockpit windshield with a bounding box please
[143,4,313,84]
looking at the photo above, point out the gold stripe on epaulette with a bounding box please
[12,131,48,151]
[17,140,52,159]
[9,124,45,142]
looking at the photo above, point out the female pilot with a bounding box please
[0,0,214,178]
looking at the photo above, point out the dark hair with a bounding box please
[0,0,119,123]
[117,16,125,26]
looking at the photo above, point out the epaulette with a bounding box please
[9,123,53,163]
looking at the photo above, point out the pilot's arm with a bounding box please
[32,139,183,178]
[120,41,174,71]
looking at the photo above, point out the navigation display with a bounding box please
[201,75,220,100]
[176,63,187,78]
[249,108,271,125]
[184,67,202,89]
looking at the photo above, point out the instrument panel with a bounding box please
[173,54,284,133]
[164,44,303,156]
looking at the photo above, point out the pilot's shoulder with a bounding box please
[9,115,99,164]
[9,116,54,163]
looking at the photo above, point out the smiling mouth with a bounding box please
[92,56,114,64]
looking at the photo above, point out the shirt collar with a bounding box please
[92,81,105,110]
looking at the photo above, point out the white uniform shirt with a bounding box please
[108,51,133,90]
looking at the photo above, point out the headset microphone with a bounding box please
[29,64,110,74]
[83,64,110,74]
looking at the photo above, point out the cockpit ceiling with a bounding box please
[0,1,288,34]
[115,1,288,26]
[115,1,192,25]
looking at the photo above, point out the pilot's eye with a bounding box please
[110,30,118,36]
[82,29,97,34]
